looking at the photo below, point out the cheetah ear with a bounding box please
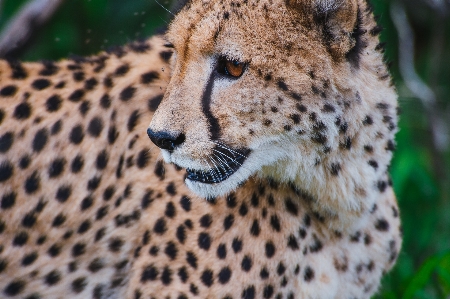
[287,0,359,59]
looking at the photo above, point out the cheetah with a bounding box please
[0,0,401,298]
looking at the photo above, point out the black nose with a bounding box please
[147,128,185,151]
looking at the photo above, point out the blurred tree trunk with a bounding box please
[0,0,65,58]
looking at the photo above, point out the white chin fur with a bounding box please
[184,141,288,199]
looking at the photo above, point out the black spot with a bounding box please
[1,85,18,97]
[70,125,84,144]
[375,218,389,231]
[22,252,38,266]
[84,78,98,90]
[72,242,86,257]
[200,269,214,287]
[24,171,40,194]
[147,94,163,112]
[21,212,37,228]
[69,89,85,102]
[8,60,28,79]
[242,285,255,299]
[310,236,323,252]
[18,155,31,170]
[186,251,198,268]
[217,244,227,259]
[51,120,62,135]
[176,225,186,244]
[164,242,178,260]
[87,176,101,191]
[0,110,4,125]
[232,238,243,253]
[322,103,335,112]
[71,277,87,293]
[45,270,61,285]
[52,213,66,227]
[0,160,14,182]
[109,237,124,252]
[200,214,212,228]
[368,160,378,169]
[330,163,341,176]
[260,268,269,279]
[32,79,51,90]
[304,266,315,282]
[141,265,158,282]
[88,117,104,137]
[71,155,84,173]
[340,136,352,150]
[77,100,89,115]
[47,243,61,257]
[346,8,367,68]
[154,218,167,234]
[51,186,69,204]
[250,219,260,236]
[277,80,288,91]
[48,158,66,178]
[135,149,150,168]
[1,191,16,209]
[241,256,252,272]
[290,114,300,124]
[288,235,299,250]
[73,71,85,82]
[270,215,281,232]
[223,214,234,230]
[377,180,387,192]
[285,198,298,215]
[161,266,172,285]
[198,232,211,250]
[80,195,94,210]
[115,64,129,76]
[312,133,327,144]
[239,203,248,216]
[178,267,189,284]
[263,285,274,299]
[108,126,119,144]
[116,155,124,178]
[166,182,176,195]
[99,94,111,109]
[141,71,159,84]
[218,267,231,284]
[32,128,48,153]
[160,50,173,62]
[3,280,26,296]
[46,95,62,112]
[386,140,396,151]
[96,150,109,170]
[120,86,136,101]
[178,196,191,213]
[96,206,108,220]
[13,231,29,246]
[14,102,32,119]
[127,110,140,131]
[78,220,91,234]
[363,115,373,125]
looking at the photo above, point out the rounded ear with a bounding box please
[286,0,359,59]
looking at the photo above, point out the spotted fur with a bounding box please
[0,0,401,298]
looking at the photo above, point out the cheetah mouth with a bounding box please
[185,144,251,184]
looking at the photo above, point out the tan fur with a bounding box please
[0,0,401,298]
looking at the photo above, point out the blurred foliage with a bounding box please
[0,0,449,297]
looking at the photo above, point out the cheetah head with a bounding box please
[148,0,397,222]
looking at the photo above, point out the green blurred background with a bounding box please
[0,0,449,297]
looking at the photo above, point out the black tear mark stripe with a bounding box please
[201,72,221,140]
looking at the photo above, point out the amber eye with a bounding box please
[217,56,246,78]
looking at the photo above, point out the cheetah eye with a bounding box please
[217,56,246,78]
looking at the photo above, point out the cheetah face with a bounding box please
[148,0,397,213]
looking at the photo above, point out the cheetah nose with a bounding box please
[147,128,185,151]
